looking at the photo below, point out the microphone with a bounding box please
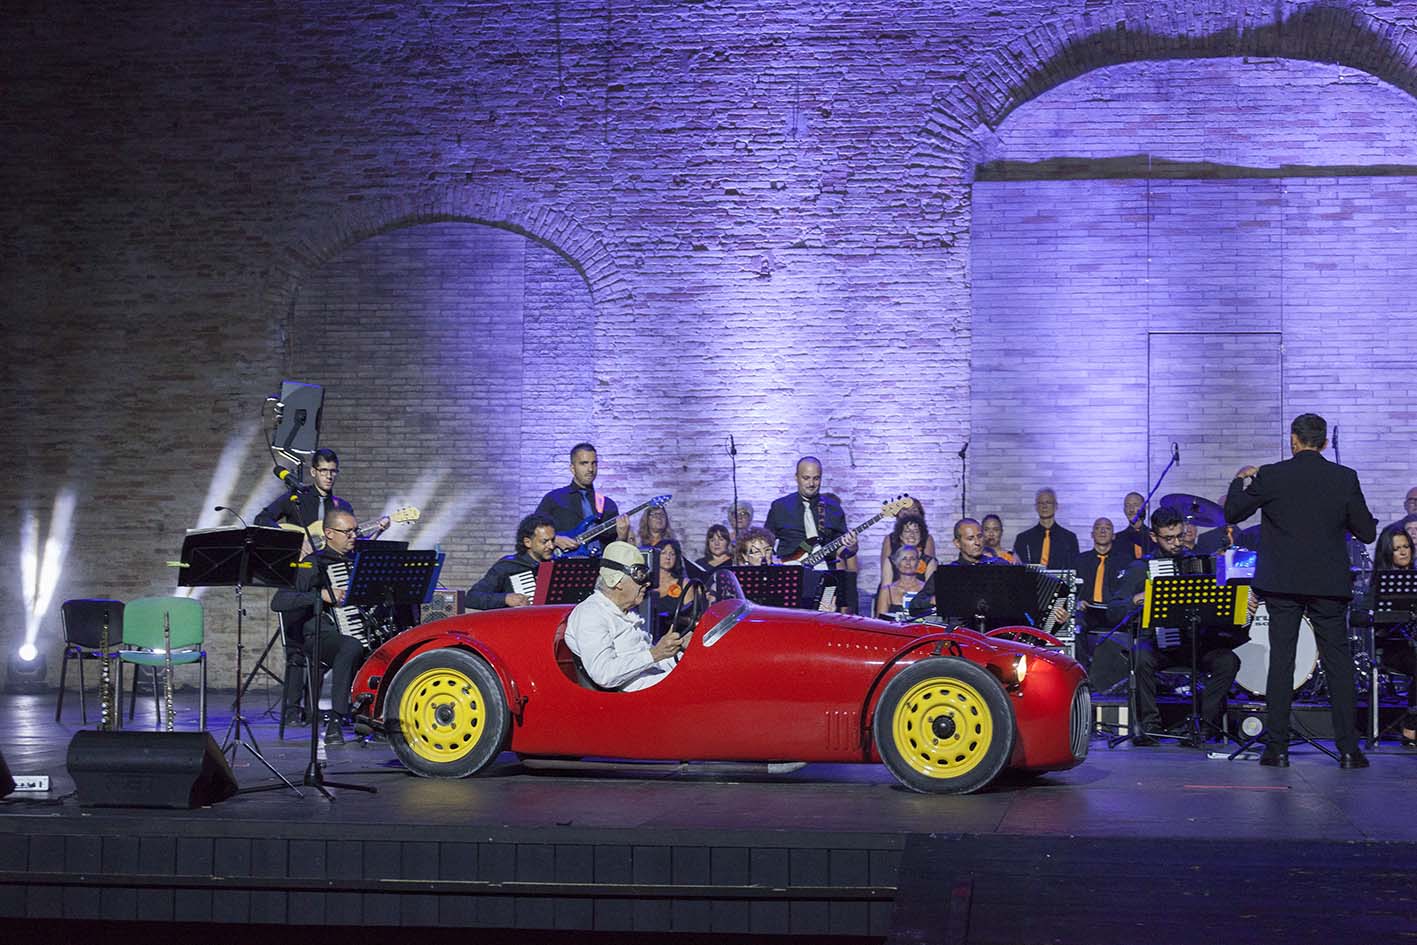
[958,441,969,460]
[214,505,249,528]
[1171,442,1180,466]
[729,434,737,457]
[271,465,309,490]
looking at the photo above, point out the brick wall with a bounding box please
[6,3,1417,685]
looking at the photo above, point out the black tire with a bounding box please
[872,656,1016,795]
[385,649,509,779]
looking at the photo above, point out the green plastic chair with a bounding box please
[119,596,207,730]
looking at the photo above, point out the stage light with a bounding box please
[18,488,77,657]
[18,643,37,662]
[6,648,48,694]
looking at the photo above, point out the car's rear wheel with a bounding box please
[873,657,1015,795]
[386,649,509,779]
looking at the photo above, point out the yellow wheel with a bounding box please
[386,649,508,778]
[873,657,1015,794]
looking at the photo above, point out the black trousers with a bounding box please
[1089,634,1240,730]
[305,620,363,717]
[1261,593,1358,753]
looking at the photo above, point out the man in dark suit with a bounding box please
[1224,413,1378,768]
[764,456,857,611]
[535,442,630,556]
[1012,488,1080,570]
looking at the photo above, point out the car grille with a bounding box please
[1070,683,1092,761]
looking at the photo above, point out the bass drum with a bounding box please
[1234,602,1319,695]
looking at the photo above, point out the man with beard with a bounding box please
[466,513,557,610]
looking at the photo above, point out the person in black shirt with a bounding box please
[763,456,856,564]
[1226,413,1378,768]
[695,524,734,575]
[466,513,557,610]
[254,448,388,551]
[1096,507,1241,747]
[1011,488,1079,570]
[1076,518,1123,625]
[269,507,368,744]
[535,442,630,555]
[1116,491,1154,560]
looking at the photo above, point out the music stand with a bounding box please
[1369,571,1417,745]
[933,565,1040,632]
[728,565,804,609]
[178,525,306,796]
[1144,575,1247,749]
[534,558,602,605]
[344,548,445,614]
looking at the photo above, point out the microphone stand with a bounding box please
[958,441,969,520]
[728,435,741,543]
[1128,443,1181,531]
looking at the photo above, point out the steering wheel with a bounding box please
[669,580,709,639]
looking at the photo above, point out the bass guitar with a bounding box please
[781,494,914,568]
[557,494,672,557]
[282,506,420,551]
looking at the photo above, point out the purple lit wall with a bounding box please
[7,3,1417,683]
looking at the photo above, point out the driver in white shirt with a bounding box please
[565,541,690,691]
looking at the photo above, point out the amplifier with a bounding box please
[422,587,465,624]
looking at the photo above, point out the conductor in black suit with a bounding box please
[1224,413,1378,768]
[1012,488,1080,570]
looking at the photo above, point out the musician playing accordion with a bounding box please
[270,507,367,744]
[466,513,558,610]
[1092,506,1241,747]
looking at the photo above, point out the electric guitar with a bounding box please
[557,494,673,558]
[281,506,420,551]
[781,494,914,568]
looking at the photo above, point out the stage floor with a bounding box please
[4,688,1417,943]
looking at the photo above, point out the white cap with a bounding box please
[599,541,647,587]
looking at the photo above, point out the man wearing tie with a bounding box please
[764,456,858,610]
[1012,488,1080,571]
[1225,413,1378,768]
[535,442,630,556]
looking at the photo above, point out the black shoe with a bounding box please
[1131,734,1160,747]
[1338,750,1370,769]
[324,716,346,745]
[1259,747,1289,767]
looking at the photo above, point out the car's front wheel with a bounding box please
[386,649,509,779]
[873,657,1015,795]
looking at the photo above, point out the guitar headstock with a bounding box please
[647,494,672,508]
[880,494,914,517]
[389,506,420,524]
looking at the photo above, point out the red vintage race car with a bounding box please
[350,575,1090,794]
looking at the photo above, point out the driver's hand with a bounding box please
[651,631,686,662]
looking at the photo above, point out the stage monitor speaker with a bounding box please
[67,730,238,808]
[421,587,465,624]
[0,749,14,798]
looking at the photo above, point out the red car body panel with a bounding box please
[351,600,1088,773]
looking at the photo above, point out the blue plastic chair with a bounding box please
[119,596,207,730]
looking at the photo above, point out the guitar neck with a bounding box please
[577,499,656,544]
[802,509,890,566]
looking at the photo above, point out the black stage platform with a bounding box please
[3,689,1417,944]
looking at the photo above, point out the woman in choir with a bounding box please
[637,505,675,548]
[733,527,778,566]
[875,545,926,619]
[696,524,733,574]
[1372,525,1417,745]
[879,512,937,583]
[652,538,697,635]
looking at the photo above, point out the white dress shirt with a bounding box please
[564,589,677,691]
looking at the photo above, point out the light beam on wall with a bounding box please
[18,488,78,652]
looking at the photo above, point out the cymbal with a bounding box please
[1159,493,1226,527]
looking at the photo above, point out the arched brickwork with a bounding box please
[917,2,1417,174]
[261,184,631,329]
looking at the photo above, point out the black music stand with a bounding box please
[1144,575,1247,750]
[343,548,445,643]
[1370,571,1417,746]
[534,558,602,606]
[729,565,804,609]
[178,525,305,796]
[933,565,1040,632]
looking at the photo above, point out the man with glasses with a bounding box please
[270,507,369,743]
[1096,506,1241,747]
[564,541,687,691]
[1012,488,1080,570]
[255,448,389,551]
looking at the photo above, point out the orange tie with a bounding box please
[1040,528,1051,567]
[1092,552,1106,603]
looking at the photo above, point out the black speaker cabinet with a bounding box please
[0,748,14,798]
[67,730,238,808]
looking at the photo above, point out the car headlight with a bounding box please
[1013,654,1028,685]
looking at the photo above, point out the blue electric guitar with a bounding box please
[558,493,672,558]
